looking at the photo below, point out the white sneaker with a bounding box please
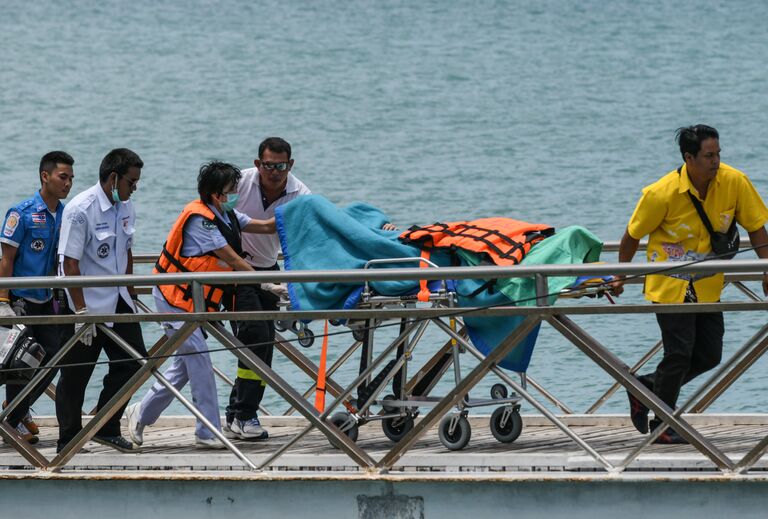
[195,436,226,449]
[125,402,145,446]
[231,417,268,440]
[222,420,238,439]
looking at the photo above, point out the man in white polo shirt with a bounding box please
[224,137,310,440]
[56,148,148,453]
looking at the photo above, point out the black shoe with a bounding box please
[627,390,649,434]
[92,435,140,453]
[650,420,688,445]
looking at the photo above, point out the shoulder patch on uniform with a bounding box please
[202,219,217,230]
[3,211,20,237]
[66,210,87,225]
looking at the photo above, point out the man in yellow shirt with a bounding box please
[613,124,768,443]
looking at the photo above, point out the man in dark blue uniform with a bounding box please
[0,151,75,444]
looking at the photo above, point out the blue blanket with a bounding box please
[276,195,602,372]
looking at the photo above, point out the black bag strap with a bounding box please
[677,166,717,238]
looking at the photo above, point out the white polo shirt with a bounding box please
[58,182,137,316]
[236,168,311,267]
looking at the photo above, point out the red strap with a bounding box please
[314,320,329,412]
[417,250,431,302]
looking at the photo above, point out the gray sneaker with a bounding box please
[125,402,144,446]
[231,417,268,440]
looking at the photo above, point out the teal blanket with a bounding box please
[275,195,602,372]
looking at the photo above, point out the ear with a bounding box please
[254,159,260,168]
[288,159,295,168]
[40,170,50,185]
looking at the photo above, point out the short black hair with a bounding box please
[39,151,74,183]
[197,161,242,204]
[676,125,719,160]
[258,137,292,160]
[98,148,144,182]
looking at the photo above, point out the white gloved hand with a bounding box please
[261,283,289,299]
[74,308,97,346]
[0,301,15,318]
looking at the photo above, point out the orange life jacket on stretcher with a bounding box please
[398,217,554,266]
[153,200,243,312]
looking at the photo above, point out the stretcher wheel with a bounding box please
[438,414,471,451]
[490,383,508,400]
[490,406,522,443]
[352,328,366,342]
[274,320,288,332]
[297,328,315,348]
[329,412,359,444]
[382,416,414,442]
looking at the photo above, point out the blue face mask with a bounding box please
[221,193,239,211]
[111,177,121,203]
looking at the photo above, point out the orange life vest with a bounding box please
[399,217,554,266]
[154,200,242,312]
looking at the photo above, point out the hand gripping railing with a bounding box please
[0,258,767,473]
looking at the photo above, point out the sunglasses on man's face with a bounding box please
[260,162,290,172]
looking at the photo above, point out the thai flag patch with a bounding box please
[31,212,46,224]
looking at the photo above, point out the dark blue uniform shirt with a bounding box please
[0,191,64,302]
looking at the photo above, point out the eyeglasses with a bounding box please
[123,177,140,189]
[260,162,290,172]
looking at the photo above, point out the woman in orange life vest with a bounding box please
[124,161,276,449]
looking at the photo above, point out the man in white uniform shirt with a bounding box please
[224,137,310,440]
[56,148,147,453]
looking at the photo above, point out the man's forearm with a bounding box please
[618,229,640,264]
[62,257,86,311]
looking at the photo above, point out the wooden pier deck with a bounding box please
[1,414,766,478]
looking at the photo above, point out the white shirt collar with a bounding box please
[94,182,116,212]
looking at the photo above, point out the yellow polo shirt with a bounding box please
[628,162,768,303]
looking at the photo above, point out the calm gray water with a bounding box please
[2,0,768,418]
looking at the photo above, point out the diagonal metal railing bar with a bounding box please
[48,322,198,471]
[523,374,574,414]
[734,432,768,474]
[547,314,735,472]
[691,322,768,413]
[376,315,542,471]
[585,340,663,414]
[431,318,615,471]
[98,325,259,470]
[0,323,93,468]
[250,320,425,471]
[203,322,379,470]
[618,322,768,472]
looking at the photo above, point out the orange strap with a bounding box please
[417,250,431,302]
[314,320,329,412]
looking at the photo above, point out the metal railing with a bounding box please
[0,257,766,474]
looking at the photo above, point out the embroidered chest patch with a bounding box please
[30,239,45,252]
[97,243,111,258]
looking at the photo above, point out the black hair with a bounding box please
[39,151,74,183]
[98,148,144,183]
[258,137,292,160]
[676,125,719,160]
[197,161,242,204]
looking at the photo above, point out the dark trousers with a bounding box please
[5,297,70,428]
[226,264,279,422]
[56,297,146,446]
[639,311,724,410]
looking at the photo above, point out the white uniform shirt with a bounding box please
[236,168,310,267]
[58,182,137,316]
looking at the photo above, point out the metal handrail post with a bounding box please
[376,315,542,471]
[547,314,734,472]
[98,325,259,470]
[48,322,198,471]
